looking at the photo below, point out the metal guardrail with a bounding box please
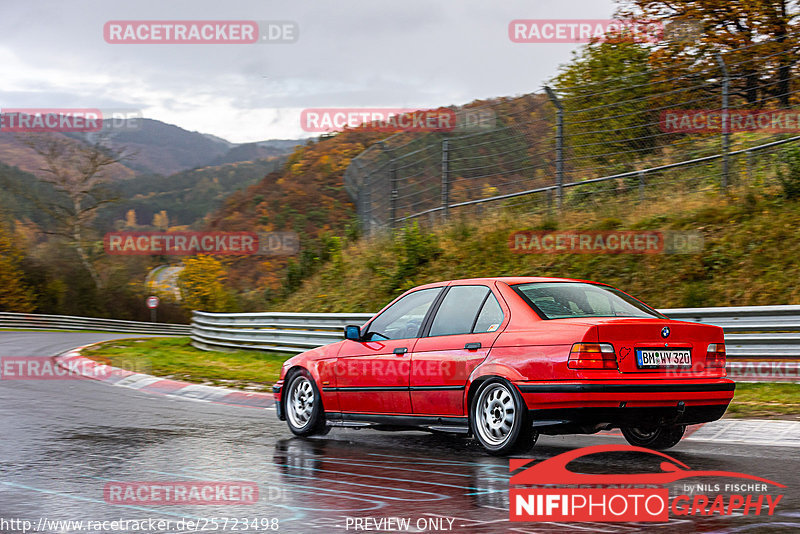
[191,306,800,361]
[660,305,800,359]
[3,308,794,381]
[191,311,373,353]
[4,306,796,381]
[0,312,190,335]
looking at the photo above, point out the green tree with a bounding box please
[551,41,657,169]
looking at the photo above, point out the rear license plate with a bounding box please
[636,348,692,368]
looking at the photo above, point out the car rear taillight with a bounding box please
[706,343,727,369]
[568,343,618,370]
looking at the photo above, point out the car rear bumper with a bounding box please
[515,379,734,431]
[528,404,729,434]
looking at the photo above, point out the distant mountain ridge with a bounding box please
[0,117,304,231]
[94,119,303,175]
[0,117,304,177]
[206,140,303,167]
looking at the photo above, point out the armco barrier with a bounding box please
[191,306,800,382]
[0,312,189,335]
[192,306,800,358]
[660,305,800,359]
[191,311,373,354]
[5,307,796,380]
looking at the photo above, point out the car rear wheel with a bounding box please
[621,424,686,450]
[470,379,537,455]
[285,370,327,436]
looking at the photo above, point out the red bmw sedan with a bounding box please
[273,277,734,454]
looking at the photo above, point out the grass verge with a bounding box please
[278,193,800,314]
[81,337,288,392]
[726,383,800,419]
[82,338,799,419]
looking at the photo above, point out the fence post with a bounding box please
[441,138,450,221]
[545,86,564,210]
[379,142,398,232]
[354,159,371,236]
[389,162,398,231]
[364,166,374,235]
[638,170,645,202]
[746,149,754,187]
[716,53,730,190]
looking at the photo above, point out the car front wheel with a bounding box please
[284,370,327,436]
[621,424,686,450]
[470,379,537,455]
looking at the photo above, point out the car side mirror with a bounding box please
[344,325,362,341]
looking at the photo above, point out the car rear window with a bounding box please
[512,282,665,320]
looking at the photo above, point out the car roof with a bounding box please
[448,276,605,285]
[408,276,610,291]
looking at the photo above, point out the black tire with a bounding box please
[284,370,327,437]
[621,424,686,450]
[470,378,538,455]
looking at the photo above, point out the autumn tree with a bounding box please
[21,134,127,289]
[125,209,138,228]
[178,255,238,312]
[152,210,169,230]
[617,0,800,107]
[0,221,36,312]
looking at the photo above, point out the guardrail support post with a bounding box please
[716,53,730,191]
[441,138,450,221]
[545,86,564,210]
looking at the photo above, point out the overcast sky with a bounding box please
[2,0,619,143]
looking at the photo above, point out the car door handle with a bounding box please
[393,347,408,355]
[464,342,481,351]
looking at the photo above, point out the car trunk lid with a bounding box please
[592,317,724,376]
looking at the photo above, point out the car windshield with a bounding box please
[512,282,665,320]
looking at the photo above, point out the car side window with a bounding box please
[428,285,491,337]
[364,287,442,341]
[473,294,504,333]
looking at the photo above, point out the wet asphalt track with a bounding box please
[0,332,799,534]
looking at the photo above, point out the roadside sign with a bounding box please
[146,296,160,309]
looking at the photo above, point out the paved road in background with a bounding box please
[1,332,798,533]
